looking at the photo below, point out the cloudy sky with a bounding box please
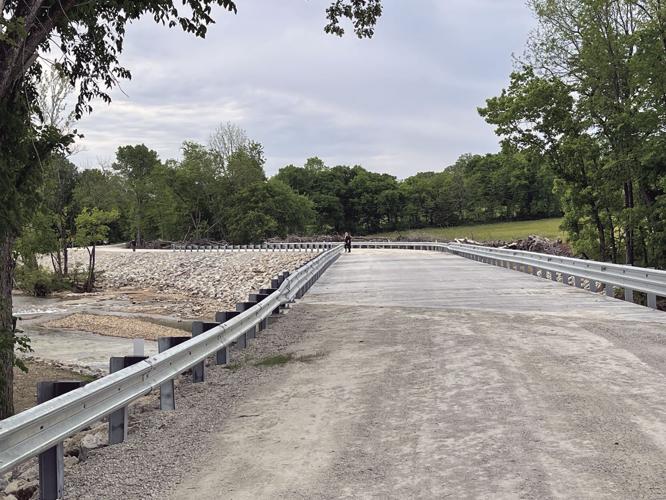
[72,0,535,178]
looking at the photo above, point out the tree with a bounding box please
[0,0,382,418]
[74,208,120,292]
[168,142,225,240]
[479,0,666,265]
[42,155,79,275]
[209,122,248,169]
[224,143,267,192]
[112,145,162,247]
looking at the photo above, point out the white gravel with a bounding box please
[47,248,317,318]
[67,248,314,300]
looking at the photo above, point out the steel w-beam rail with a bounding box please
[0,245,343,475]
[446,243,666,308]
[338,240,664,307]
[172,242,335,252]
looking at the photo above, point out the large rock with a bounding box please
[4,479,37,500]
[80,431,108,460]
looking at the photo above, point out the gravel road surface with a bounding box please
[65,249,666,499]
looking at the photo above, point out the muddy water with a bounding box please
[12,292,191,372]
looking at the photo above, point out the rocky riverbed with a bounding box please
[37,248,315,325]
[67,248,315,306]
[16,249,316,368]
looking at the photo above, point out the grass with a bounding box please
[371,217,566,242]
[252,352,326,368]
[253,353,294,367]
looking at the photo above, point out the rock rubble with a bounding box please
[62,249,316,317]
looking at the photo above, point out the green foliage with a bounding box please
[325,0,383,38]
[112,145,163,245]
[275,153,561,236]
[75,207,120,291]
[225,144,267,191]
[15,211,59,269]
[0,331,32,374]
[74,208,120,248]
[14,266,71,297]
[226,211,278,244]
[481,0,666,267]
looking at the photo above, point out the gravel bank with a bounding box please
[44,313,185,341]
[67,249,314,302]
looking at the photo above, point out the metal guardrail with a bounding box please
[0,244,343,476]
[172,242,335,252]
[355,240,665,308]
[445,243,666,309]
[346,240,664,308]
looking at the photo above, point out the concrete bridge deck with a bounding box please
[162,249,666,499]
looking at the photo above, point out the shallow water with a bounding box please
[12,292,183,371]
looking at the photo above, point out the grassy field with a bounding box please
[371,217,566,242]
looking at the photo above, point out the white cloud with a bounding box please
[71,0,536,177]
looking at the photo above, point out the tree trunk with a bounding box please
[91,245,96,287]
[590,200,607,261]
[60,225,68,276]
[624,180,635,265]
[606,209,618,264]
[0,234,16,419]
[84,246,95,292]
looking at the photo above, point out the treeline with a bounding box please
[275,152,559,234]
[19,124,562,275]
[19,126,314,274]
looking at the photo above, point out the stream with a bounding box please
[12,293,192,372]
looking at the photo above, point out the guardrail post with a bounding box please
[108,356,148,444]
[605,284,614,297]
[37,381,85,500]
[647,293,657,309]
[191,322,220,382]
[236,301,258,339]
[214,311,240,357]
[157,336,190,410]
[249,293,270,330]
[562,273,570,286]
[624,287,634,303]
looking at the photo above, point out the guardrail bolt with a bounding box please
[37,380,86,500]
[108,356,148,445]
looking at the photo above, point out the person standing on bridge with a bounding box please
[344,232,352,253]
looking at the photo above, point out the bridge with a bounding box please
[2,245,666,499]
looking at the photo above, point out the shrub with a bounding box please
[15,266,71,297]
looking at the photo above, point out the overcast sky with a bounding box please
[72,0,535,178]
